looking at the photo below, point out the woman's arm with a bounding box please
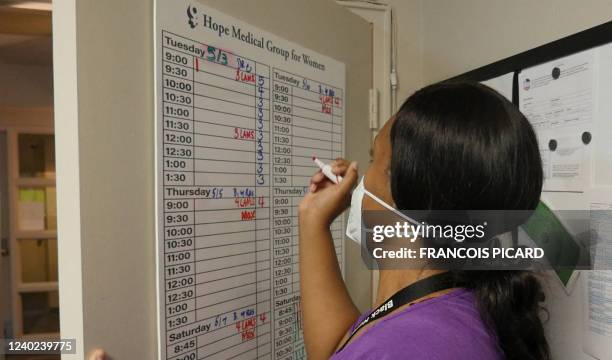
[298,160,360,359]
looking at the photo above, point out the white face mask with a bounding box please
[345,176,420,244]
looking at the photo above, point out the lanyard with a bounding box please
[337,272,461,352]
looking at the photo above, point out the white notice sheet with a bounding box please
[584,189,612,360]
[154,2,346,359]
[519,49,596,193]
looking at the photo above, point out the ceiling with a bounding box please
[0,1,53,108]
[1,0,51,11]
[0,1,52,66]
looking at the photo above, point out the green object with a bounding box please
[521,201,580,286]
[19,188,45,203]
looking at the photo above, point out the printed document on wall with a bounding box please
[593,43,612,187]
[583,189,612,360]
[519,49,597,192]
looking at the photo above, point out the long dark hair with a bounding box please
[389,82,550,360]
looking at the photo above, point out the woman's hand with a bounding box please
[298,159,361,358]
[298,158,358,227]
[87,349,107,360]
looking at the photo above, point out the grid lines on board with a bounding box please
[159,28,344,360]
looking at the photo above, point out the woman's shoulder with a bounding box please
[375,288,495,340]
[332,289,504,360]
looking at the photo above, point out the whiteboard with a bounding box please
[154,1,346,359]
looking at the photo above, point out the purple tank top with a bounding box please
[330,288,503,360]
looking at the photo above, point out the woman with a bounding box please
[298,82,550,360]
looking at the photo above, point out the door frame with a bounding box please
[337,1,394,124]
[336,0,394,306]
[52,0,85,357]
[0,130,7,337]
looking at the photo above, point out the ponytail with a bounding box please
[389,83,550,359]
[454,270,550,360]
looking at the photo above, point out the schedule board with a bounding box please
[154,2,346,359]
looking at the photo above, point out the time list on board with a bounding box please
[156,13,346,358]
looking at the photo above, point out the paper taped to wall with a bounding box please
[519,49,596,193]
[583,189,612,360]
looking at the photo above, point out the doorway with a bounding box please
[0,1,59,359]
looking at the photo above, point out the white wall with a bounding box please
[386,0,612,95]
[419,0,612,84]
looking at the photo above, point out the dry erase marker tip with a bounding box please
[313,157,342,184]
